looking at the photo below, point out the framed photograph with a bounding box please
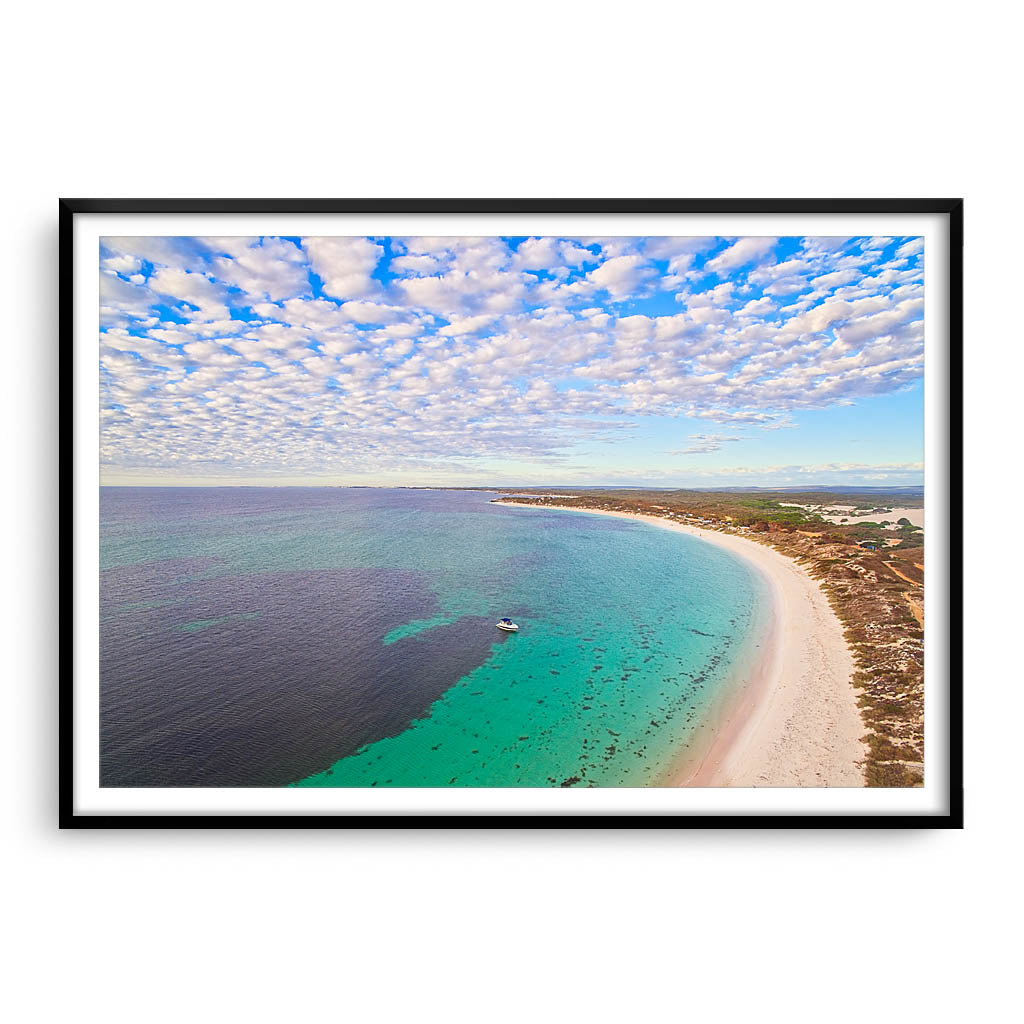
[63,198,962,827]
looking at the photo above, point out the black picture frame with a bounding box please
[61,197,963,829]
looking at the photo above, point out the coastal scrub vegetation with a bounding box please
[485,487,925,788]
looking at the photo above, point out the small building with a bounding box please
[859,541,878,551]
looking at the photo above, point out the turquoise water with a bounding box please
[100,487,770,788]
[291,496,771,788]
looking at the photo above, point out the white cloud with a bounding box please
[389,253,442,276]
[736,297,776,318]
[670,433,744,454]
[706,237,777,274]
[102,254,142,276]
[799,237,852,258]
[586,253,654,299]
[559,241,599,266]
[148,268,231,321]
[514,237,564,270]
[643,237,716,278]
[764,275,808,296]
[99,273,159,325]
[210,237,308,302]
[895,238,924,259]
[810,269,859,292]
[302,237,383,300]
[395,266,529,318]
[337,301,410,325]
[833,297,923,347]
[437,314,499,336]
[101,237,208,271]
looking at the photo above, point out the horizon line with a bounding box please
[97,481,925,491]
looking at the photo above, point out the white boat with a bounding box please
[496,618,519,632]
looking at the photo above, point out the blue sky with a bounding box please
[98,234,924,487]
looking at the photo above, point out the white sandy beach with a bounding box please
[502,502,867,788]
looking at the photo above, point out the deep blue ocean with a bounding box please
[99,487,770,787]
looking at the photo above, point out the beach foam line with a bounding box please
[499,502,866,788]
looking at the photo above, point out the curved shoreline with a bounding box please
[499,502,866,788]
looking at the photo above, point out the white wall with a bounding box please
[4,3,1016,1022]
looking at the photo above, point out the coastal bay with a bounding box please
[501,502,867,787]
[101,487,775,788]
